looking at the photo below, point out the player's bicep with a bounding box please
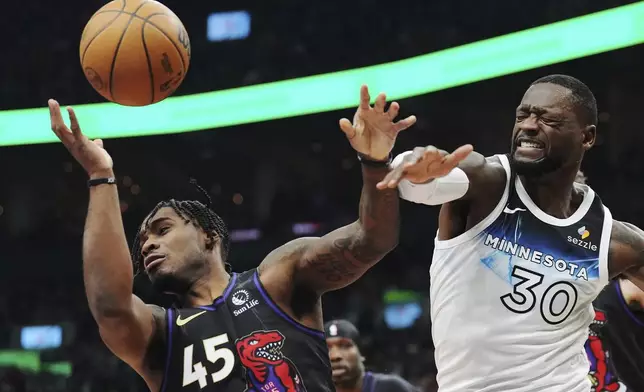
[97,294,166,374]
[260,228,374,295]
[608,220,644,282]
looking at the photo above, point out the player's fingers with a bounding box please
[48,99,75,144]
[377,166,405,189]
[93,139,104,148]
[387,102,400,120]
[442,144,474,169]
[393,115,417,133]
[339,118,357,139]
[401,146,427,170]
[374,93,387,113]
[359,85,371,110]
[67,107,83,138]
[48,99,66,132]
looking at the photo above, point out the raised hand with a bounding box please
[376,144,473,189]
[339,85,416,161]
[48,99,113,177]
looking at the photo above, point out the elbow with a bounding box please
[361,227,399,261]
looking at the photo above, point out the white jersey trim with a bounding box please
[598,205,612,286]
[434,154,511,249]
[515,178,595,227]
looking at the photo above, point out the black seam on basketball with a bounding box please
[142,15,187,72]
[81,0,127,65]
[83,10,187,72]
[108,1,151,101]
[141,23,155,105]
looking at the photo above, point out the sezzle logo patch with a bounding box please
[567,226,597,252]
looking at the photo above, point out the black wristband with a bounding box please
[88,177,116,188]
[357,153,392,167]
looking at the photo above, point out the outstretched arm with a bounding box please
[293,161,399,293]
[259,86,413,294]
[49,101,164,382]
[381,147,505,205]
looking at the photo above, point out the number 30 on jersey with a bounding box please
[500,266,578,325]
[183,333,235,388]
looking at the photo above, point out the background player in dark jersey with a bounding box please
[324,320,417,392]
[46,87,472,392]
[576,173,644,392]
[585,279,644,392]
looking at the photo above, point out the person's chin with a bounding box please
[511,151,560,177]
[149,269,179,292]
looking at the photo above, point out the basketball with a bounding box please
[79,0,191,107]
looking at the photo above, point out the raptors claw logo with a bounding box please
[585,309,621,391]
[236,330,306,392]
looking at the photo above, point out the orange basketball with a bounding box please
[79,0,191,106]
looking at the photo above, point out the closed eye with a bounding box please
[515,112,528,122]
[541,118,560,126]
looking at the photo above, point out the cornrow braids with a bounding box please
[131,181,231,275]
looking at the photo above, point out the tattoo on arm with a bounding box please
[608,220,644,278]
[298,165,399,292]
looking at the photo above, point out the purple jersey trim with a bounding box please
[197,273,238,311]
[253,270,325,339]
[615,280,644,328]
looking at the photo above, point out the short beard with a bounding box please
[509,147,562,177]
[148,257,209,301]
[333,371,362,390]
[149,272,193,299]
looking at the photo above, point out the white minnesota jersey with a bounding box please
[430,154,612,392]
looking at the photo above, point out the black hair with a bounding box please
[531,74,597,126]
[131,180,231,275]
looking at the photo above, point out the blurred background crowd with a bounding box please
[2,0,644,390]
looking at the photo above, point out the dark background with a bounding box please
[1,0,643,390]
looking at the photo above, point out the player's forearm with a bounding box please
[83,169,135,320]
[348,163,400,261]
[395,150,488,205]
[294,163,399,293]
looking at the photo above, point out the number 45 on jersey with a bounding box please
[183,333,236,388]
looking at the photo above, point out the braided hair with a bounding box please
[131,180,232,275]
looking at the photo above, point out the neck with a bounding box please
[336,372,365,392]
[178,262,231,307]
[519,167,581,219]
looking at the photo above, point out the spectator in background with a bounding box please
[325,319,418,392]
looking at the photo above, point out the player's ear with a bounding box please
[204,231,221,251]
[582,124,596,151]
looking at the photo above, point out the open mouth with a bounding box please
[514,137,546,160]
[256,341,283,361]
[516,138,545,149]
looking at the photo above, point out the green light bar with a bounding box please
[2,1,644,146]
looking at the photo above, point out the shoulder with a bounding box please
[256,237,320,307]
[258,237,317,274]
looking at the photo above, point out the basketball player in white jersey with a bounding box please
[377,74,644,392]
